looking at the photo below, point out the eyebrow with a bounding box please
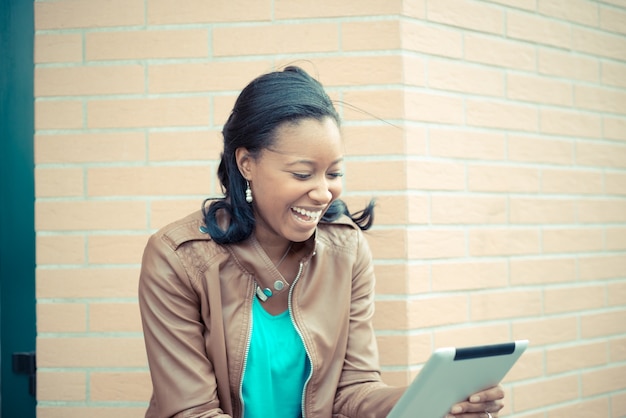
[284,157,344,167]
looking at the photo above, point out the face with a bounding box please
[237,117,344,245]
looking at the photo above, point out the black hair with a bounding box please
[202,66,375,244]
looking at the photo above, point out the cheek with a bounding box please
[330,181,343,200]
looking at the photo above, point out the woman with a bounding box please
[138,66,504,418]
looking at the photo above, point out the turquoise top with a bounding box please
[242,297,311,418]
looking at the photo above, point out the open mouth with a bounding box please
[291,207,322,223]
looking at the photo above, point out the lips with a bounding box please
[291,206,323,222]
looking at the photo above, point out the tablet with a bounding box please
[387,340,528,418]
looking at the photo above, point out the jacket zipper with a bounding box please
[239,283,255,418]
[288,261,312,418]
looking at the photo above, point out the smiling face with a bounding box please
[236,117,344,246]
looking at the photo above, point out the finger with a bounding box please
[468,385,505,403]
[450,400,503,415]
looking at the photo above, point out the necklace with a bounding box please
[256,243,293,302]
[274,243,292,268]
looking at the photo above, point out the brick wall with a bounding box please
[34,0,626,417]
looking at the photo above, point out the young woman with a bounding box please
[138,66,504,418]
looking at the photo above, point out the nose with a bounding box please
[308,177,333,204]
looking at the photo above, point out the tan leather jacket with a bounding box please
[139,210,404,418]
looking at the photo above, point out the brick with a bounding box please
[512,375,579,411]
[342,124,408,157]
[87,97,210,129]
[88,166,213,197]
[546,397,610,418]
[37,337,147,367]
[407,161,466,190]
[507,73,573,106]
[608,281,626,307]
[468,165,540,192]
[576,141,626,168]
[368,195,412,226]
[465,34,536,71]
[342,89,404,121]
[433,323,511,352]
[36,235,85,265]
[429,128,506,160]
[543,228,604,253]
[213,94,238,127]
[34,0,144,30]
[545,285,605,314]
[35,33,82,63]
[36,267,140,299]
[35,132,146,164]
[213,23,339,57]
[606,172,626,195]
[601,60,626,88]
[581,310,626,338]
[365,229,407,259]
[509,197,577,224]
[572,26,626,61]
[402,0,427,18]
[88,234,150,265]
[35,100,83,130]
[575,84,626,115]
[512,316,578,346]
[373,300,408,330]
[148,60,271,94]
[510,257,577,285]
[469,228,540,256]
[35,167,84,198]
[403,55,427,88]
[578,254,626,281]
[431,195,507,224]
[507,11,571,48]
[36,65,144,97]
[290,55,405,87]
[582,364,626,396]
[37,371,86,401]
[150,199,205,230]
[378,333,431,366]
[408,295,469,327]
[487,0,536,10]
[37,407,145,418]
[540,108,602,139]
[86,29,209,61]
[471,290,542,321]
[408,195,429,225]
[427,0,504,34]
[610,337,626,362]
[466,100,538,132]
[578,199,626,223]
[341,20,402,51]
[613,392,626,418]
[148,0,271,24]
[541,168,604,194]
[90,303,142,332]
[90,371,152,402]
[508,134,574,165]
[407,265,430,294]
[538,47,599,82]
[37,303,86,333]
[35,201,147,232]
[374,264,410,295]
[407,229,466,259]
[427,59,504,97]
[431,260,507,291]
[276,0,402,18]
[401,20,463,58]
[606,227,626,251]
[538,0,599,26]
[600,5,626,35]
[345,160,405,192]
[405,91,464,124]
[604,116,626,141]
[504,350,544,382]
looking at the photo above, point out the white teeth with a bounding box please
[292,207,322,220]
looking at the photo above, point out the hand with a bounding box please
[445,385,504,418]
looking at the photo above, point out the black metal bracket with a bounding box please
[12,351,36,397]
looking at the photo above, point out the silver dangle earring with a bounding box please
[245,181,253,203]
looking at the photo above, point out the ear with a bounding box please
[235,147,253,180]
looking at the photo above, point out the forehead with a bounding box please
[268,117,343,156]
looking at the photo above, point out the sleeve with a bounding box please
[138,233,231,418]
[332,229,406,418]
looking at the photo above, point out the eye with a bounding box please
[292,172,311,180]
[327,172,344,179]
